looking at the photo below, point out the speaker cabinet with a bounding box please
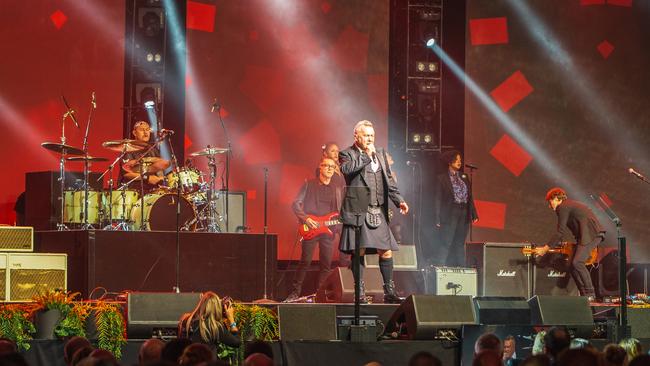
[127,292,202,338]
[214,191,246,233]
[0,226,33,252]
[528,295,593,325]
[466,242,530,297]
[386,295,477,339]
[534,265,578,296]
[424,266,477,296]
[6,253,67,302]
[316,267,384,303]
[278,304,337,341]
[473,297,531,325]
[366,245,418,270]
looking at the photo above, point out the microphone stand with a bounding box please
[81,93,96,230]
[262,167,269,299]
[163,131,183,293]
[212,100,231,232]
[465,165,477,241]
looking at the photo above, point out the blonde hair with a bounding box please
[353,120,373,134]
[180,291,225,343]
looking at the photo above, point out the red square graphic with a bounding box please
[490,70,534,112]
[473,200,507,230]
[50,10,68,30]
[597,40,614,59]
[490,134,533,176]
[187,1,216,32]
[469,17,509,46]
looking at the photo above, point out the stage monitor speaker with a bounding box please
[127,292,201,338]
[528,295,593,325]
[0,226,33,252]
[366,245,418,270]
[315,267,384,303]
[424,266,477,296]
[386,295,477,340]
[6,253,67,302]
[627,308,650,339]
[466,242,530,297]
[214,191,246,233]
[473,297,531,325]
[278,304,337,341]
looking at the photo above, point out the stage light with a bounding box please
[144,100,155,109]
[412,134,421,143]
[146,53,154,62]
[417,62,426,72]
[424,134,432,144]
[154,53,162,63]
[426,38,435,47]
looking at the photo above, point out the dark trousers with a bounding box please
[437,203,470,267]
[291,235,334,295]
[570,236,602,297]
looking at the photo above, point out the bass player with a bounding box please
[285,157,343,302]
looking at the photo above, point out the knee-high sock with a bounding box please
[379,257,394,284]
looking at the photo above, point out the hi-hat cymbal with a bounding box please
[189,147,229,157]
[123,156,170,174]
[102,139,149,152]
[41,142,85,156]
[66,155,108,162]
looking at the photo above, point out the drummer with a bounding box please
[120,121,170,191]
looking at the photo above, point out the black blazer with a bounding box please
[339,145,404,226]
[546,199,605,246]
[433,171,478,225]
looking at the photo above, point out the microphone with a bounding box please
[61,95,79,128]
[406,161,419,167]
[158,128,175,136]
[465,163,478,170]
[91,92,96,109]
[629,168,646,180]
[210,98,220,113]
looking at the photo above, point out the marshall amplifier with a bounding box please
[466,242,531,297]
[534,264,578,296]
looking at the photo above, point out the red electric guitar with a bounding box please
[297,212,342,241]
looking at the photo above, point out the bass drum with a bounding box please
[131,193,196,231]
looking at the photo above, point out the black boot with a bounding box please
[383,280,404,304]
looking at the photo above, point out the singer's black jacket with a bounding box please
[433,171,478,225]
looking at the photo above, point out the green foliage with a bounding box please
[0,305,36,351]
[218,303,280,364]
[32,290,88,339]
[94,302,126,360]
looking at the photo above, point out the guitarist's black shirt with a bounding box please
[547,199,605,246]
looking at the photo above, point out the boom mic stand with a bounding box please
[81,92,96,230]
[162,130,183,293]
[211,99,231,231]
[465,164,477,241]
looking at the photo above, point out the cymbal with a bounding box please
[102,139,149,152]
[189,147,229,157]
[66,155,108,162]
[41,142,85,156]
[124,156,170,174]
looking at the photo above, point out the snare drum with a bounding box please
[104,190,139,220]
[131,193,197,231]
[166,168,202,194]
[63,190,102,224]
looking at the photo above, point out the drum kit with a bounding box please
[42,138,229,232]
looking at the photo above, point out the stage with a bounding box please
[34,230,277,301]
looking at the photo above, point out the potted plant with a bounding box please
[90,300,127,359]
[32,290,86,339]
[0,303,36,350]
[217,303,279,364]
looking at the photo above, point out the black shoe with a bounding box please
[383,280,405,304]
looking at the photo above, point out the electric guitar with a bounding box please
[521,242,598,265]
[297,212,342,241]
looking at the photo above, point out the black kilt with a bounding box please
[339,209,399,254]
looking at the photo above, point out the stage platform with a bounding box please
[35,230,277,301]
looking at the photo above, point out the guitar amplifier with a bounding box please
[0,226,33,252]
[5,253,67,302]
[366,245,418,270]
[466,242,531,297]
[424,266,477,296]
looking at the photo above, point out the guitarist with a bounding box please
[285,157,343,302]
[535,188,606,300]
